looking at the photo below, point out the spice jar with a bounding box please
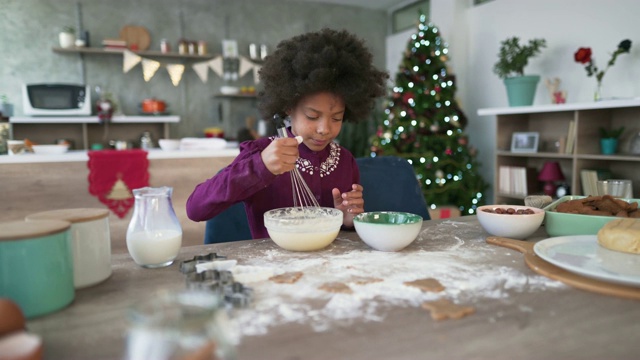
[198,40,208,55]
[177,39,188,54]
[160,39,170,53]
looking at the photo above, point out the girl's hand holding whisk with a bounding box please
[332,184,364,228]
[261,137,301,175]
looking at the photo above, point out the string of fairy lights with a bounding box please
[371,14,487,215]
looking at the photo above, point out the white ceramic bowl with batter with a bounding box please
[264,207,343,251]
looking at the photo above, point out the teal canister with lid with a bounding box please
[0,220,75,318]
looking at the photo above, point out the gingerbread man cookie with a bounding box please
[421,299,475,321]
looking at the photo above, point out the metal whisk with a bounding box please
[273,115,320,209]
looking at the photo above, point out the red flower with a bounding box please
[574,47,592,64]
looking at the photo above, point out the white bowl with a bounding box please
[264,207,343,251]
[477,205,545,240]
[158,139,181,151]
[354,212,423,252]
[31,144,69,155]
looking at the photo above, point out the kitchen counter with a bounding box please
[0,147,240,164]
[26,217,639,359]
[1,149,239,251]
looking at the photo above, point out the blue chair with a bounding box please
[204,156,430,243]
[204,202,251,244]
[355,156,431,220]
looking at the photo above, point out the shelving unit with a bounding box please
[9,115,179,150]
[52,47,216,60]
[478,99,640,204]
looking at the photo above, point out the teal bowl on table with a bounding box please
[354,211,423,252]
[543,195,640,237]
[0,220,75,318]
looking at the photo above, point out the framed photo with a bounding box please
[222,39,238,58]
[511,132,539,153]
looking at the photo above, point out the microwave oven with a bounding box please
[22,83,92,116]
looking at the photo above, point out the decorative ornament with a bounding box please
[430,124,439,132]
[458,137,468,145]
[141,58,161,82]
[192,61,210,83]
[166,64,185,86]
[123,50,142,73]
[402,91,415,104]
[445,148,453,155]
[208,56,224,77]
[106,178,132,200]
[436,170,444,179]
[238,56,254,77]
[544,78,567,104]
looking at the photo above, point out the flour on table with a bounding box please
[223,220,565,337]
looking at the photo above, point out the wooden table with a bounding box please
[27,217,639,359]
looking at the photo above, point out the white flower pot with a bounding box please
[59,32,76,48]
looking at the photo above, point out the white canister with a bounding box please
[26,208,112,288]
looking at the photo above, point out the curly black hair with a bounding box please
[258,28,389,123]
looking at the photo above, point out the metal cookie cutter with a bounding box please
[223,282,253,308]
[179,252,227,274]
[186,269,235,292]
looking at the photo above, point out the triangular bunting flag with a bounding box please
[238,56,254,78]
[253,64,262,84]
[208,56,224,77]
[141,58,161,82]
[166,64,185,86]
[123,50,142,73]
[192,61,210,83]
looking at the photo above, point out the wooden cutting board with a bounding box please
[486,236,640,300]
[119,25,151,51]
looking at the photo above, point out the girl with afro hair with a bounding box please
[187,28,388,240]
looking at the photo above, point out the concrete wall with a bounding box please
[0,0,387,141]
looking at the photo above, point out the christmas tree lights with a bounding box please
[370,14,487,215]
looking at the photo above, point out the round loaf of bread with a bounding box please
[597,218,640,254]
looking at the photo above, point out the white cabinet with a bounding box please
[9,115,179,150]
[478,99,640,204]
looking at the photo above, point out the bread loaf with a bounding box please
[597,218,640,254]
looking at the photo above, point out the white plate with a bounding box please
[534,235,640,287]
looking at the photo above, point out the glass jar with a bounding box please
[160,39,171,53]
[140,131,153,150]
[125,290,236,360]
[126,187,182,268]
[197,41,208,55]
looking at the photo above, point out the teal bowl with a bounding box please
[0,220,75,318]
[543,196,640,237]
[354,212,423,252]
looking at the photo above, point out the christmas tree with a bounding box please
[370,14,487,215]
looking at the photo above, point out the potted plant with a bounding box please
[599,126,625,155]
[0,95,13,118]
[59,26,76,48]
[493,37,547,107]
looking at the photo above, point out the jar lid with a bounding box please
[0,220,71,241]
[25,208,110,224]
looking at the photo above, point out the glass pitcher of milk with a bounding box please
[126,187,182,268]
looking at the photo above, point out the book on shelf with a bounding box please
[565,120,576,154]
[580,168,612,196]
[102,38,127,47]
[498,166,538,196]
